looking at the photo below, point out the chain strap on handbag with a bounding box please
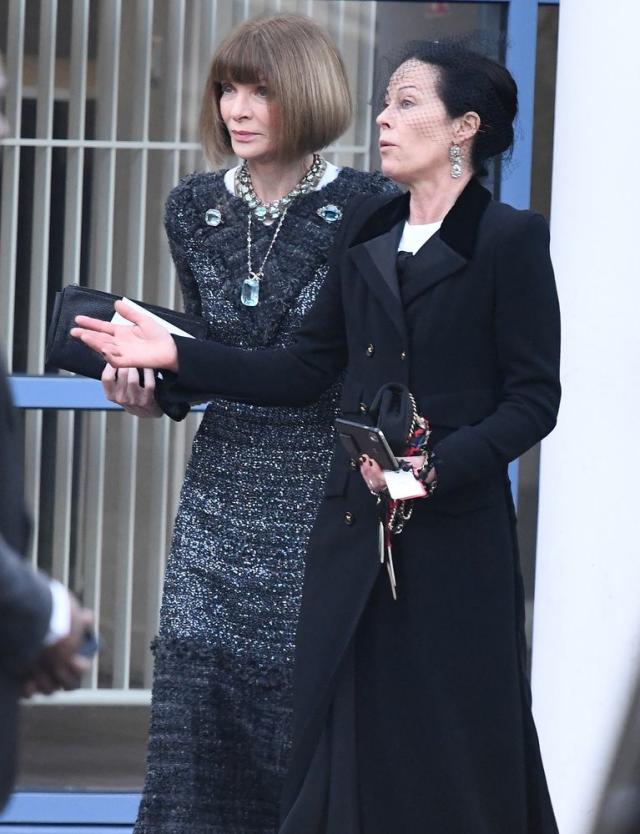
[368,382,435,599]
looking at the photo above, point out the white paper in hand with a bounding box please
[111,297,195,339]
[383,466,427,500]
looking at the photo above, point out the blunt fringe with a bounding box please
[200,14,352,165]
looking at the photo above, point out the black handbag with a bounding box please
[45,284,208,380]
[369,382,419,455]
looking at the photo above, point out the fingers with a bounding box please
[358,454,387,493]
[57,656,90,691]
[142,366,156,393]
[103,364,157,412]
[101,362,117,398]
[70,328,122,364]
[73,315,116,335]
[114,299,147,325]
[30,665,58,696]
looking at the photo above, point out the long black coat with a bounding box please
[168,177,561,833]
[0,357,51,809]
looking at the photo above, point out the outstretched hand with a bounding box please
[70,301,179,372]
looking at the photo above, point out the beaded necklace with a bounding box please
[236,154,327,307]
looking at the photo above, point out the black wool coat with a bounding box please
[168,177,561,834]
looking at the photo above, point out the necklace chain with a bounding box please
[246,207,289,283]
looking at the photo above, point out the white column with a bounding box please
[532,2,640,834]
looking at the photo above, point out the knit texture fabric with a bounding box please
[134,167,395,834]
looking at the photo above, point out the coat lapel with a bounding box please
[346,177,492,319]
[348,223,405,340]
[398,234,467,306]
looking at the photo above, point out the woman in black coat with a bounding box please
[73,40,561,834]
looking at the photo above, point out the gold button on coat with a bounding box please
[400,351,407,361]
[359,403,368,415]
[344,512,354,525]
[366,343,375,357]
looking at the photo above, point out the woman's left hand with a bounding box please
[70,301,179,371]
[359,454,436,494]
[359,454,387,493]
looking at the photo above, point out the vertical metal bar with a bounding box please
[81,411,106,689]
[325,0,347,163]
[26,0,57,372]
[0,0,25,364]
[337,1,357,168]
[141,0,189,681]
[356,1,377,172]
[51,0,91,599]
[83,0,122,688]
[24,0,58,567]
[3,0,25,135]
[51,411,73,585]
[90,0,121,291]
[62,0,89,282]
[111,0,155,691]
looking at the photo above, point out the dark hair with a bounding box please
[392,38,518,176]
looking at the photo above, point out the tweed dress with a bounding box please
[133,167,394,834]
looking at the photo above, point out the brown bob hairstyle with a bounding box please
[200,14,352,165]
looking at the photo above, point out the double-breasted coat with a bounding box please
[164,177,561,833]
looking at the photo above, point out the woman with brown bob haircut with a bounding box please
[100,13,394,834]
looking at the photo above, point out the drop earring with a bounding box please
[449,143,463,178]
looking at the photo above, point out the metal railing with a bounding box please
[0,0,376,703]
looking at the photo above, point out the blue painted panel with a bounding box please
[0,822,133,834]
[9,376,206,412]
[502,0,539,209]
[9,376,120,410]
[0,793,140,824]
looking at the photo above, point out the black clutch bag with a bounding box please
[45,284,208,380]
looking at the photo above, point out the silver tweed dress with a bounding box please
[133,168,394,834]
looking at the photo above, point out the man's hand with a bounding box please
[71,300,179,372]
[22,595,94,697]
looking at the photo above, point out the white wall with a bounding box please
[532,2,640,833]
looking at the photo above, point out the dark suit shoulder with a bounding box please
[475,201,549,261]
[338,189,404,245]
[484,199,549,236]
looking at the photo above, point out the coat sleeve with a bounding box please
[169,253,348,406]
[431,212,561,494]
[0,532,52,676]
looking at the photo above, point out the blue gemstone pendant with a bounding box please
[241,275,260,306]
[317,204,342,223]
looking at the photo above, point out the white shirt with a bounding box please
[397,219,443,255]
[44,579,72,645]
[223,160,341,195]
